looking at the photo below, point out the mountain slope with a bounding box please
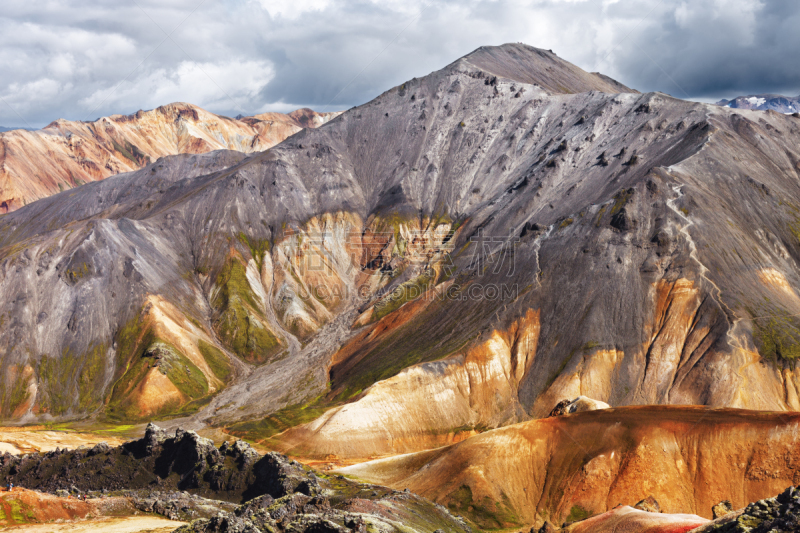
[1,42,800,448]
[0,104,339,213]
[336,407,800,529]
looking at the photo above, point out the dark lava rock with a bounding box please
[0,424,310,502]
[701,486,800,532]
[610,207,636,231]
[0,425,472,533]
[548,399,572,417]
[520,221,547,239]
[133,491,237,521]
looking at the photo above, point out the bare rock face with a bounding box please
[0,104,339,212]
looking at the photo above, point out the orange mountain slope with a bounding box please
[0,104,339,212]
[336,406,800,530]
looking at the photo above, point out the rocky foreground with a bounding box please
[0,424,471,533]
[2,423,800,532]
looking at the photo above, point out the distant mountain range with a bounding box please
[0,126,33,133]
[716,93,800,113]
[0,105,340,212]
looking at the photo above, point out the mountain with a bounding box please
[0,104,340,213]
[716,93,800,114]
[1,40,800,484]
[337,406,800,529]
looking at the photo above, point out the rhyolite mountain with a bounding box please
[716,93,800,114]
[2,41,800,460]
[0,104,340,213]
[337,405,800,528]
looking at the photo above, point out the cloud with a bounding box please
[0,0,797,128]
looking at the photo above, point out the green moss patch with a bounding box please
[566,504,593,524]
[445,485,521,530]
[370,270,435,323]
[0,367,31,418]
[9,500,24,523]
[111,139,150,166]
[610,188,634,216]
[212,255,281,365]
[105,313,214,421]
[106,339,208,421]
[37,343,108,416]
[227,395,333,442]
[754,316,800,363]
[198,340,233,382]
[330,284,481,402]
[237,232,270,271]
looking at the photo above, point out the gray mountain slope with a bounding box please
[1,43,800,427]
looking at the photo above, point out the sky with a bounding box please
[1,0,799,128]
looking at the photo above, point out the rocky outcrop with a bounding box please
[712,500,733,519]
[133,491,237,521]
[690,487,800,532]
[0,423,268,497]
[0,104,339,212]
[176,489,471,533]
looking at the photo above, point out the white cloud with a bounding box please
[79,59,274,116]
[0,0,797,127]
[259,0,332,20]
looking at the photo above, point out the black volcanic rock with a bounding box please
[698,486,800,532]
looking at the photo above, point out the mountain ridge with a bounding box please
[715,93,800,114]
[0,103,340,213]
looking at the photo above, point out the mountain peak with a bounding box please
[456,42,636,95]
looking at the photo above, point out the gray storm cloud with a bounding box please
[1,0,798,128]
